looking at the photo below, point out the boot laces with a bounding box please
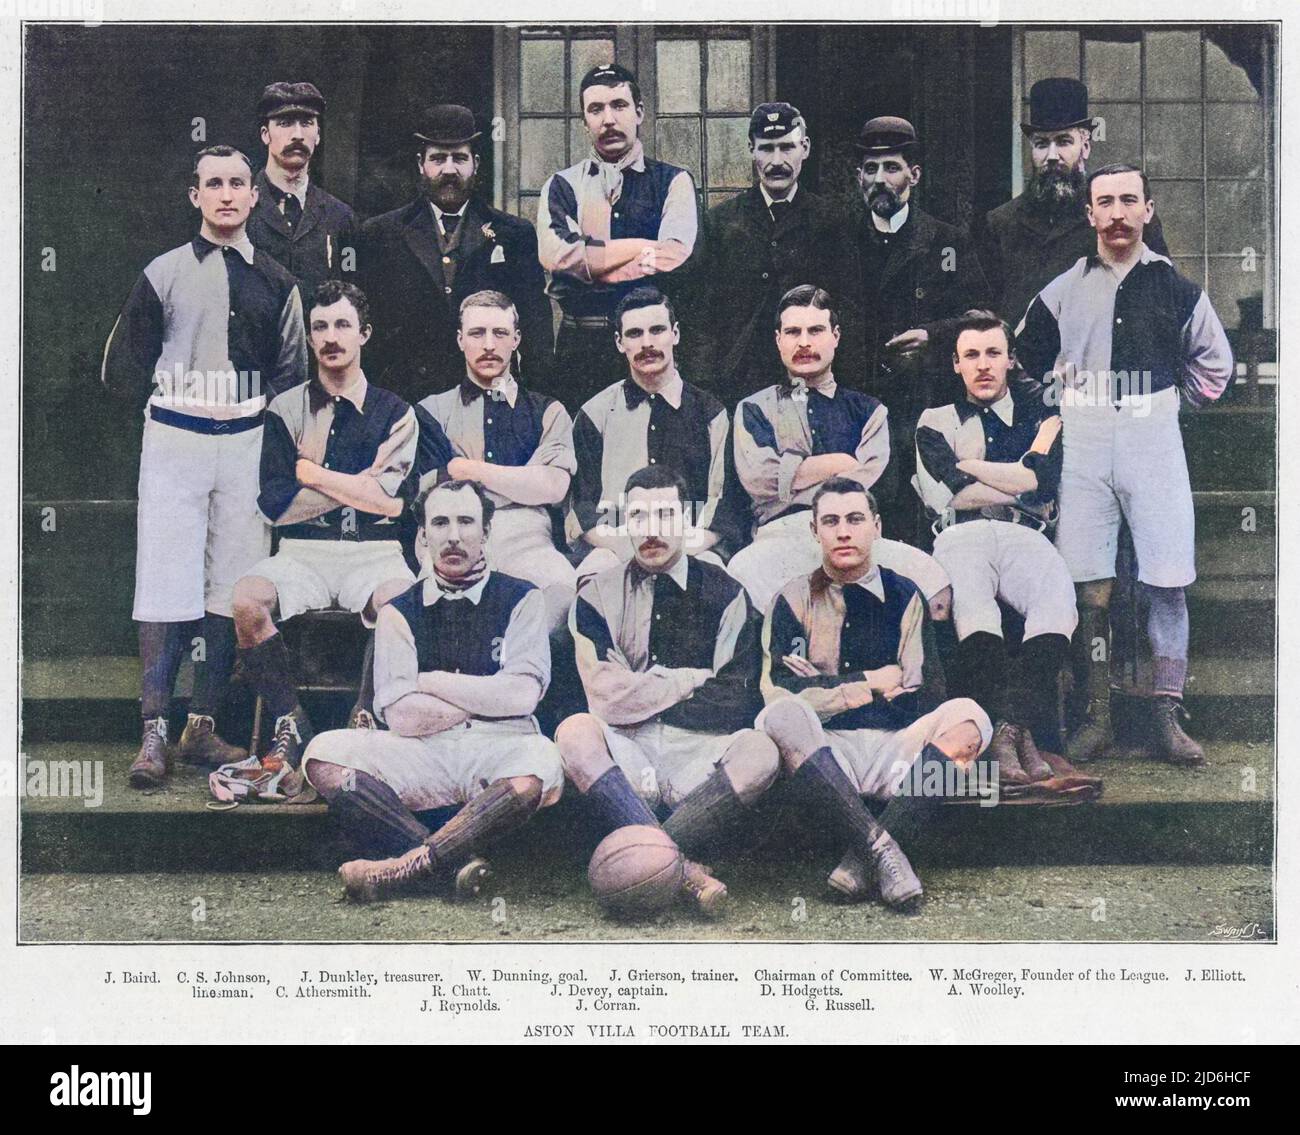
[269,714,302,763]
[369,846,431,889]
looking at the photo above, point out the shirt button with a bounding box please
[614,211,620,218]
[229,310,236,317]
[445,286,453,294]
[486,418,492,425]
[649,457,656,464]
[651,654,657,663]
[486,451,493,459]
[1116,317,1123,324]
[655,614,660,621]
[442,256,451,264]
[770,240,778,248]
[762,272,769,280]
[650,424,656,431]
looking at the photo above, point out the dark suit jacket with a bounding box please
[850,205,992,416]
[980,194,1168,329]
[358,197,554,407]
[247,170,359,308]
[680,185,862,408]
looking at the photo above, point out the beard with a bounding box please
[865,182,904,219]
[420,171,475,212]
[1025,163,1087,222]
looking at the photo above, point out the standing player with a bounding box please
[301,479,564,902]
[728,285,950,619]
[246,82,359,306]
[557,465,779,916]
[1016,164,1233,766]
[218,281,419,772]
[914,310,1078,783]
[758,477,992,908]
[102,145,307,788]
[536,64,698,411]
[416,290,577,631]
[567,286,739,580]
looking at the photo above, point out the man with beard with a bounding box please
[246,82,359,307]
[681,102,859,406]
[360,104,553,405]
[849,117,990,546]
[981,79,1168,326]
[536,64,698,412]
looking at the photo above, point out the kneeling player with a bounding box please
[302,479,563,901]
[914,309,1079,783]
[194,282,418,772]
[557,465,779,916]
[758,477,992,910]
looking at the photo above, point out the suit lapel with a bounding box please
[879,208,933,288]
[295,182,324,243]
[401,199,448,293]
[457,200,489,267]
[254,171,292,239]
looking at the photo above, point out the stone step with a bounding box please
[19,740,1273,874]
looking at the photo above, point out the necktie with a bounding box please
[769,199,791,225]
[280,192,303,229]
[442,213,460,236]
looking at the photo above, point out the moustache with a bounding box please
[764,165,794,178]
[793,351,819,362]
[635,350,663,362]
[1103,222,1134,234]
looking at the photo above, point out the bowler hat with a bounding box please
[413,104,481,146]
[258,81,326,120]
[1021,78,1095,134]
[855,115,921,158]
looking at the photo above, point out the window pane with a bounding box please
[1024,30,1079,86]
[657,40,701,114]
[521,39,565,113]
[707,39,751,112]
[520,118,565,191]
[1149,180,1203,255]
[657,117,702,186]
[1208,256,1266,331]
[1205,38,1260,102]
[1209,181,1265,255]
[1145,31,1201,100]
[1090,102,1141,167]
[1206,104,1264,177]
[1145,103,1202,177]
[1085,37,1140,100]
[569,117,590,166]
[571,38,617,110]
[706,117,753,189]
[1173,256,1206,293]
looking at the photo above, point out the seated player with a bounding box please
[301,479,564,901]
[729,284,950,619]
[201,281,418,772]
[566,285,740,582]
[914,309,1078,784]
[415,289,577,631]
[556,465,780,916]
[757,477,992,910]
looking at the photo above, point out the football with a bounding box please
[587,825,684,917]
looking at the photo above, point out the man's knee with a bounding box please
[720,730,780,804]
[503,775,544,812]
[758,697,825,770]
[1076,578,1113,610]
[933,697,992,761]
[928,585,953,623]
[232,575,277,628]
[554,713,611,778]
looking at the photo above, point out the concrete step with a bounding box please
[19,740,1273,874]
[19,861,1272,943]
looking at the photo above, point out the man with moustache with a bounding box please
[914,310,1082,788]
[729,285,951,621]
[415,290,578,631]
[557,464,777,917]
[567,286,739,581]
[360,104,553,404]
[536,64,698,412]
[246,82,359,305]
[757,477,993,909]
[102,145,307,789]
[300,479,564,903]
[981,79,1167,327]
[682,102,859,405]
[1016,165,1233,768]
[850,116,990,545]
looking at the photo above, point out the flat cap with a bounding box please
[258,81,325,120]
[579,62,639,99]
[749,101,806,140]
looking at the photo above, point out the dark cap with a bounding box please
[258,81,325,120]
[855,115,921,158]
[1021,78,1094,134]
[749,102,806,141]
[413,104,481,146]
[579,62,640,101]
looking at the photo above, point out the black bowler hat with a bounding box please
[258,81,326,120]
[749,102,805,140]
[413,104,482,146]
[1021,78,1095,134]
[855,115,921,159]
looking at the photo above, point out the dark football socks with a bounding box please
[663,768,747,858]
[189,613,237,717]
[787,746,892,858]
[583,766,660,834]
[425,780,540,869]
[1015,632,1070,750]
[139,620,188,720]
[317,768,431,859]
[238,633,299,718]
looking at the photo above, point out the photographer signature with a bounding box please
[1208,922,1267,939]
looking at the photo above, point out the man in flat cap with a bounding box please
[682,102,860,408]
[849,116,990,546]
[980,78,1168,326]
[536,63,698,413]
[360,104,553,406]
[247,82,359,305]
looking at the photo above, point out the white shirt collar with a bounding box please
[760,182,798,212]
[421,570,490,606]
[871,202,910,234]
[468,373,518,408]
[633,369,684,410]
[851,565,885,601]
[636,553,690,591]
[789,373,836,400]
[983,390,1015,426]
[432,201,469,236]
[265,168,309,208]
